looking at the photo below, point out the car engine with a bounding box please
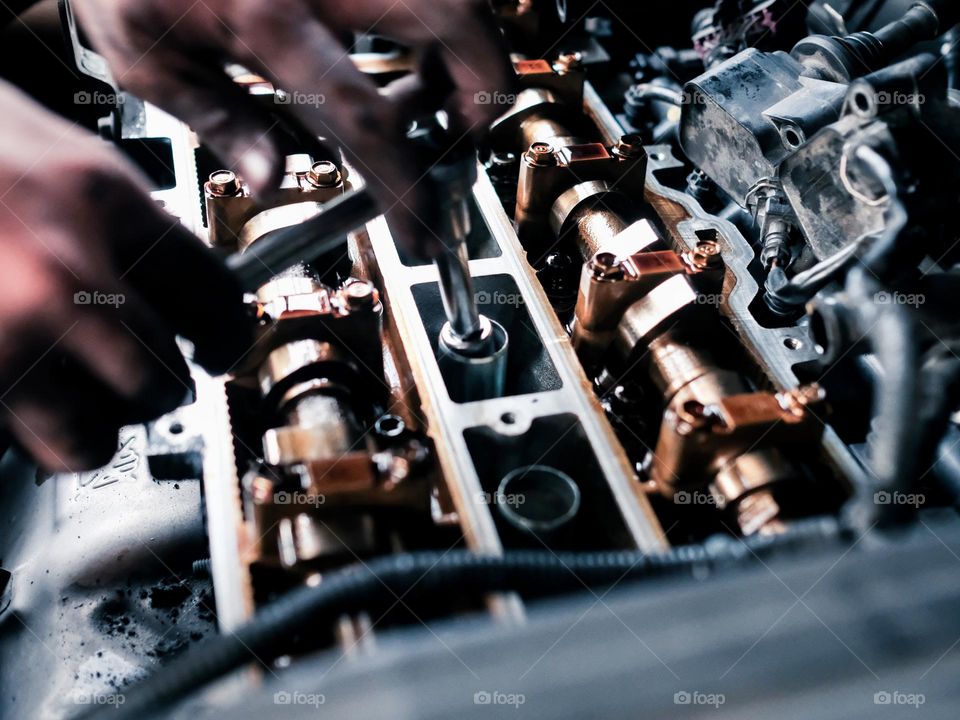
[3,0,960,717]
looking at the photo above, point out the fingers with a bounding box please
[382,44,457,127]
[108,193,253,375]
[319,0,514,128]
[425,2,515,129]
[3,355,126,471]
[236,10,440,257]
[0,258,199,471]
[64,277,192,417]
[0,243,191,421]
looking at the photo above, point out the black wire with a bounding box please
[78,518,845,720]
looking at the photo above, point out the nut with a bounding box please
[553,52,583,73]
[778,383,826,416]
[525,141,557,167]
[613,133,645,159]
[589,252,622,280]
[690,239,722,268]
[207,170,241,197]
[343,281,376,310]
[307,160,341,188]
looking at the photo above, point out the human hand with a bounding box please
[72,0,512,257]
[0,82,249,470]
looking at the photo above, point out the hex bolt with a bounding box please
[779,383,826,416]
[674,400,720,436]
[208,170,241,197]
[589,252,622,280]
[691,239,722,269]
[308,160,341,188]
[553,52,583,73]
[614,133,645,159]
[343,280,376,310]
[525,141,557,167]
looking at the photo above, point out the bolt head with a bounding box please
[526,142,556,167]
[553,52,583,73]
[780,383,826,415]
[688,239,723,270]
[308,160,341,187]
[614,133,645,159]
[208,170,241,197]
[343,281,376,309]
[696,239,720,256]
[589,252,622,279]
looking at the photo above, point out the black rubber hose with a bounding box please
[79,518,845,720]
[835,146,921,529]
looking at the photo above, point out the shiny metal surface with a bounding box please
[582,83,869,497]
[361,164,668,557]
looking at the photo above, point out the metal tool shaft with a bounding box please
[434,210,482,340]
[226,187,379,293]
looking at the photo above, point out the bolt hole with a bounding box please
[501,412,517,425]
[783,337,803,351]
[783,127,803,148]
[649,152,666,161]
[854,91,873,114]
[168,422,184,435]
